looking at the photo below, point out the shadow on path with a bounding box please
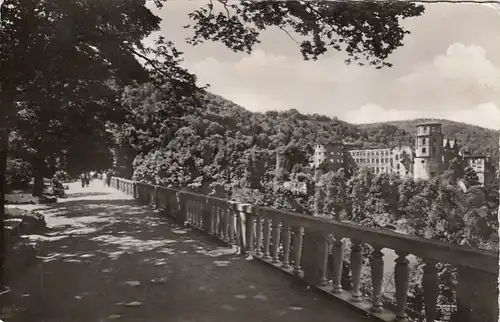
[1,183,369,322]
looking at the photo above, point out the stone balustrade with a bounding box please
[110,177,499,322]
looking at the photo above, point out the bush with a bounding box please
[6,158,31,191]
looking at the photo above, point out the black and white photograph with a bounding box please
[0,1,498,322]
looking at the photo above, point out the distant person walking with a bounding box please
[81,173,86,188]
[105,170,112,187]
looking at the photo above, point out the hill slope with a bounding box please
[205,93,498,156]
[127,89,498,191]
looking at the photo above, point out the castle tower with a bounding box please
[413,122,444,181]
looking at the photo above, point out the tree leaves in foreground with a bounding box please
[0,0,201,284]
[186,1,425,67]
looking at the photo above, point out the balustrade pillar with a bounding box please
[331,238,344,294]
[370,245,384,313]
[271,218,281,263]
[319,234,330,286]
[422,259,438,322]
[262,218,271,260]
[203,200,214,235]
[154,185,159,209]
[177,192,187,225]
[222,208,230,242]
[350,240,363,302]
[394,252,410,322]
[281,223,291,268]
[455,266,499,322]
[255,213,263,256]
[292,226,303,276]
[216,207,224,240]
[245,208,255,253]
[302,230,329,286]
[228,204,236,244]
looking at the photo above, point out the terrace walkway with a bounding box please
[0,181,370,322]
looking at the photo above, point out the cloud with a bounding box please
[174,1,500,130]
[344,102,500,129]
[190,43,500,129]
[397,43,500,94]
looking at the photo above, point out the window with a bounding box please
[421,160,425,163]
[397,164,400,170]
[396,155,399,160]
[406,171,409,175]
[422,138,426,145]
[422,148,426,153]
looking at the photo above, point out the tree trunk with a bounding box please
[0,128,7,287]
[0,87,15,287]
[32,156,45,197]
[497,133,499,219]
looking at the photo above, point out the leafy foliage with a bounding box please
[186,1,425,68]
[463,165,480,187]
[5,157,31,191]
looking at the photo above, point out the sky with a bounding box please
[150,1,500,129]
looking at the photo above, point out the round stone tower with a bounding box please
[413,122,444,181]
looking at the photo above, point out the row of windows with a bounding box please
[350,150,391,157]
[355,158,391,164]
[315,151,344,156]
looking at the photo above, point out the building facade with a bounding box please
[313,122,495,185]
[465,155,495,186]
[313,143,348,172]
[413,122,444,180]
[349,148,392,175]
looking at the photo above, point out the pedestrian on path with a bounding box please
[105,170,112,187]
[81,173,86,188]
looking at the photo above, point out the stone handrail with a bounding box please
[110,177,499,322]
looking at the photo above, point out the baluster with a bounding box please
[422,260,438,322]
[255,213,263,256]
[245,209,255,253]
[211,205,217,235]
[332,238,344,294]
[202,198,213,234]
[220,207,226,239]
[228,206,236,244]
[196,199,201,227]
[262,218,271,260]
[271,218,281,263]
[216,207,224,240]
[350,240,363,302]
[178,192,187,224]
[319,234,330,286]
[394,252,410,322]
[194,200,198,225]
[281,223,291,268]
[154,186,159,209]
[222,208,229,242]
[292,226,303,276]
[191,199,196,226]
[370,245,384,313]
